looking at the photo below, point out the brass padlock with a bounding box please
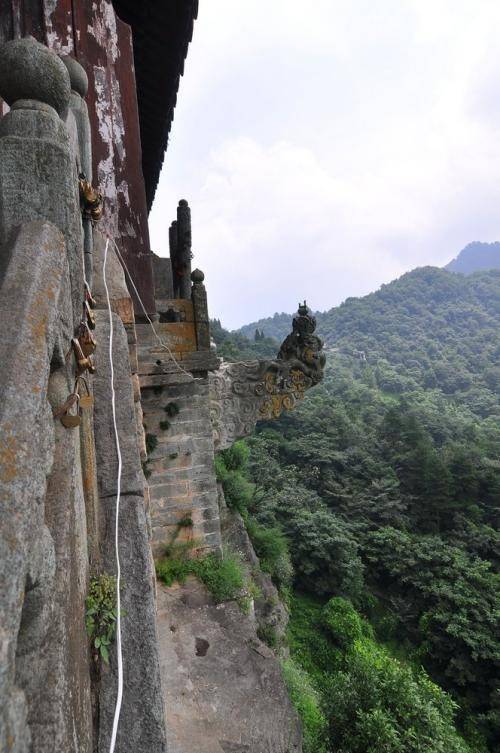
[85,283,97,309]
[79,174,103,223]
[87,355,96,374]
[78,322,97,357]
[76,376,94,409]
[61,399,81,428]
[53,392,81,428]
[72,338,95,374]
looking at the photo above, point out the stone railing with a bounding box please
[0,38,92,752]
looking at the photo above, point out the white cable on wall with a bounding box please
[103,237,124,753]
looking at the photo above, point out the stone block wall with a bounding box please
[140,369,222,557]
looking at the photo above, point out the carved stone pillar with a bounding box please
[0,36,84,326]
[191,268,211,350]
[175,199,192,299]
[169,219,178,295]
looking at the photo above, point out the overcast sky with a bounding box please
[149,0,500,329]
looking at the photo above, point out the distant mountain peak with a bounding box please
[445,241,500,274]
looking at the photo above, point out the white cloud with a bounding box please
[149,0,500,329]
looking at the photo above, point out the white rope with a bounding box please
[108,235,197,381]
[103,237,124,753]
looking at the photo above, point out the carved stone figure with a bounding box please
[277,301,325,384]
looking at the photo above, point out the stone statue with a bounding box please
[277,301,326,384]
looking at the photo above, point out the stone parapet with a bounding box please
[93,312,166,753]
[0,220,92,753]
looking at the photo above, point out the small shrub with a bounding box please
[321,596,372,649]
[222,472,254,513]
[164,402,180,417]
[246,517,293,588]
[142,461,152,479]
[247,578,262,601]
[215,443,255,512]
[257,623,279,649]
[238,595,252,614]
[214,453,228,482]
[155,554,192,586]
[145,433,158,455]
[156,546,245,604]
[282,659,328,753]
[193,553,244,603]
[159,420,170,431]
[85,574,121,664]
[169,452,179,460]
[163,539,195,560]
[221,441,249,471]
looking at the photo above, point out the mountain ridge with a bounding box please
[445,241,500,274]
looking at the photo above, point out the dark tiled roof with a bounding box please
[113,1,198,210]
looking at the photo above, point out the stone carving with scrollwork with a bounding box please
[209,302,325,451]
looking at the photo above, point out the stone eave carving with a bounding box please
[210,302,325,451]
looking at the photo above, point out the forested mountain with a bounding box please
[445,242,500,274]
[214,266,500,753]
[238,264,500,343]
[238,311,294,341]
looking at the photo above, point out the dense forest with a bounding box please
[214,266,500,753]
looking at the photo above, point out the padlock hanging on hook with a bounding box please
[72,337,96,374]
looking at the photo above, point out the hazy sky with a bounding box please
[149,0,500,329]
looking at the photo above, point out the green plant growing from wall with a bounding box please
[215,441,255,514]
[159,420,170,431]
[156,540,246,605]
[245,516,293,590]
[163,515,194,557]
[164,402,180,417]
[257,623,279,649]
[85,574,121,664]
[145,433,158,455]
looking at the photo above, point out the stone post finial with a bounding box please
[191,268,204,283]
[191,268,210,350]
[0,36,71,119]
[59,55,89,98]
